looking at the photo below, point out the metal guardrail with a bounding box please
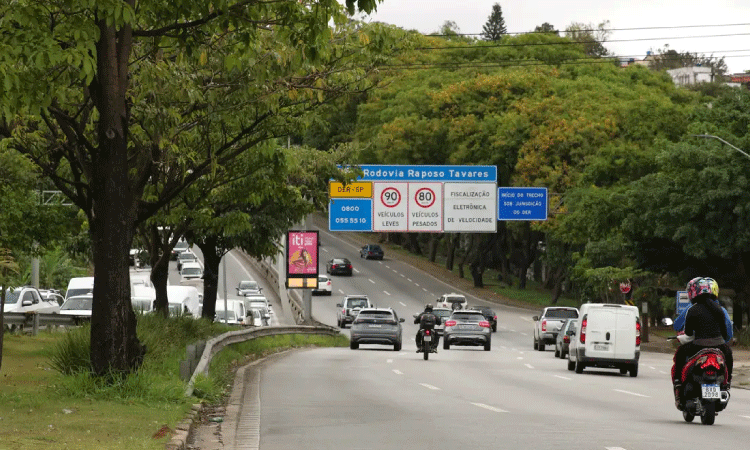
[184,324,339,397]
[2,312,88,334]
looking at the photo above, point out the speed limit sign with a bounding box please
[414,187,436,208]
[408,183,442,231]
[381,186,401,208]
[373,183,408,232]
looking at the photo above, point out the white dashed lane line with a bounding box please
[614,389,650,398]
[524,363,534,369]
[471,403,507,413]
[369,279,375,284]
[393,369,403,375]
[553,375,571,381]
[399,301,407,307]
[419,383,441,390]
[383,291,391,296]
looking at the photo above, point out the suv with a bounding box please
[349,308,404,351]
[533,306,579,351]
[336,295,373,328]
[437,293,468,311]
[360,244,384,260]
[3,286,61,314]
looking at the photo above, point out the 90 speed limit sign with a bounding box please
[373,183,408,232]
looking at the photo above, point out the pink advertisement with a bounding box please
[287,231,319,276]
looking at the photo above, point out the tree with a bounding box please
[534,23,558,35]
[481,3,507,42]
[0,0,383,377]
[565,21,612,58]
[648,45,728,78]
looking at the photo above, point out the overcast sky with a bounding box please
[351,0,750,74]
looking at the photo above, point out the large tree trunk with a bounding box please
[197,238,222,321]
[428,234,440,263]
[446,234,458,271]
[88,10,145,377]
[150,256,170,317]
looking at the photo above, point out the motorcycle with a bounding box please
[669,335,730,425]
[418,329,438,360]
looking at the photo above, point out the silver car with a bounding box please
[443,310,492,351]
[431,307,452,335]
[349,308,404,351]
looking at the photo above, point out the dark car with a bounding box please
[555,318,577,359]
[468,305,498,332]
[443,310,492,351]
[326,257,353,276]
[360,244,384,260]
[349,308,404,351]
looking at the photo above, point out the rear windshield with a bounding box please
[445,296,465,303]
[358,311,393,318]
[546,309,578,319]
[62,297,92,310]
[346,298,369,308]
[451,312,484,321]
[433,309,452,318]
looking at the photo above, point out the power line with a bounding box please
[423,22,750,37]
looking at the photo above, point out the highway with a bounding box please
[242,227,750,449]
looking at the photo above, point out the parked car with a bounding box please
[360,244,384,260]
[179,261,203,283]
[336,295,372,328]
[349,308,404,351]
[437,293,468,311]
[236,280,262,296]
[3,286,61,314]
[443,310,492,351]
[65,277,94,301]
[38,289,65,306]
[533,306,580,351]
[176,251,198,272]
[468,305,498,332]
[567,303,641,377]
[170,239,189,260]
[313,275,332,296]
[555,318,576,359]
[327,257,353,276]
[431,307,453,335]
[58,294,93,317]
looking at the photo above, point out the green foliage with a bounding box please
[48,325,91,375]
[481,3,507,42]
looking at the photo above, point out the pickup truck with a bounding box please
[533,306,579,351]
[2,286,61,314]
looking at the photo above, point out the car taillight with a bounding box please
[347,264,352,269]
[563,335,570,344]
[580,318,587,343]
[479,321,490,328]
[445,320,456,327]
[342,309,346,315]
[541,319,547,332]
[636,320,641,347]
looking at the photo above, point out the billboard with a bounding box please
[286,230,319,289]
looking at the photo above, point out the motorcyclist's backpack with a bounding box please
[420,312,436,329]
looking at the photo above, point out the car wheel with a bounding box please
[554,346,560,358]
[350,341,359,350]
[394,342,402,351]
[619,367,628,375]
[533,338,538,350]
[443,339,450,350]
[538,342,545,352]
[492,324,497,332]
[575,359,585,374]
[484,340,491,351]
[629,364,639,378]
[567,358,575,371]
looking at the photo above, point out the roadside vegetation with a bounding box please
[0,318,347,450]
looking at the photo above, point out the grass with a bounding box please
[0,320,347,450]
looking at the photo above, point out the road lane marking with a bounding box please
[519,316,532,322]
[387,359,393,363]
[400,273,405,277]
[369,279,375,284]
[385,265,391,269]
[407,278,412,282]
[614,389,650,398]
[605,448,628,450]
[553,375,571,380]
[648,366,655,370]
[419,383,441,390]
[399,302,407,306]
[414,283,420,287]
[422,288,428,292]
[393,369,403,375]
[739,415,750,419]
[524,364,534,369]
[471,403,507,413]
[517,357,524,360]
[383,291,391,296]
[353,268,359,273]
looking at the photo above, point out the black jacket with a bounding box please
[685,297,728,342]
[414,311,442,328]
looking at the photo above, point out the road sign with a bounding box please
[443,182,497,232]
[408,183,442,232]
[373,183,408,232]
[498,187,548,221]
[329,181,372,198]
[329,198,372,231]
[676,291,690,317]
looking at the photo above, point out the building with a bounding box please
[666,66,714,87]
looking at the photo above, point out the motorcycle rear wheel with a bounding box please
[700,401,716,425]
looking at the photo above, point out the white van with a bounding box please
[215,299,247,326]
[166,285,201,318]
[131,285,156,313]
[65,277,94,301]
[567,303,641,377]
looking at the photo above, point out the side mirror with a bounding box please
[661,317,674,327]
[336,303,343,308]
[236,287,241,293]
[22,300,32,307]
[566,330,574,336]
[532,315,539,322]
[399,318,405,323]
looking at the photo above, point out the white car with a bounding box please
[431,307,453,335]
[237,280,262,296]
[3,286,61,314]
[243,294,273,315]
[437,293,468,311]
[179,261,203,283]
[59,294,93,317]
[313,275,332,295]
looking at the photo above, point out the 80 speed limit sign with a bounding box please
[408,183,442,231]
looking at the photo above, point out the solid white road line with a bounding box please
[471,402,507,413]
[614,389,650,398]
[419,383,441,390]
[369,279,375,284]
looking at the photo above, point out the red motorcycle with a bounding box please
[674,344,730,425]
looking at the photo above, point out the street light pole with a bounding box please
[691,134,750,161]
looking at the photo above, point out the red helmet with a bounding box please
[686,277,713,302]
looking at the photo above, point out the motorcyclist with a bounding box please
[414,303,441,352]
[671,277,734,409]
[672,278,733,343]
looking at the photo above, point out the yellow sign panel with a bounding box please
[287,277,318,289]
[329,182,372,198]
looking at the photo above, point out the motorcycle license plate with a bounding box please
[701,384,720,399]
[423,335,432,342]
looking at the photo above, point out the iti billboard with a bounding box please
[286,230,319,289]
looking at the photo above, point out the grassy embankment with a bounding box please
[0,315,347,450]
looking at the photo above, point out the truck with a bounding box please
[533,306,579,351]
